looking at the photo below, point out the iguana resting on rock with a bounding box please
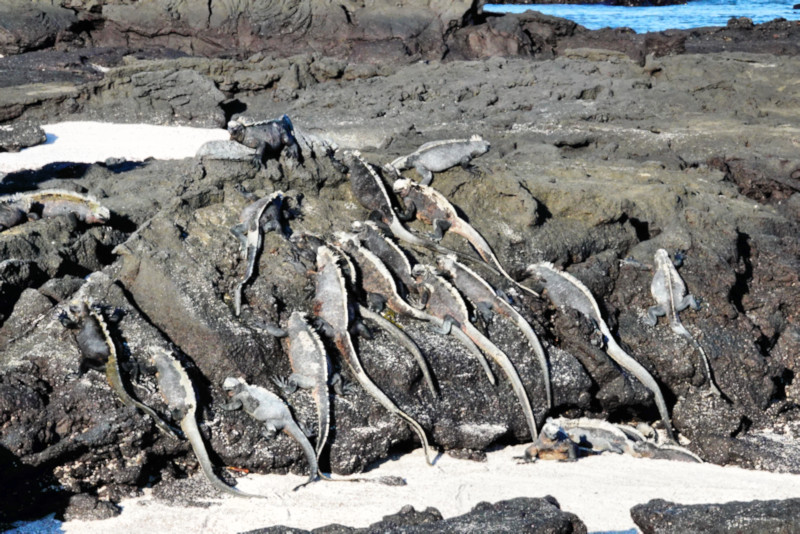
[273,311,333,463]
[345,151,484,266]
[436,254,552,410]
[412,263,540,441]
[387,135,490,185]
[334,232,438,397]
[349,222,514,386]
[221,376,318,490]
[1,189,110,231]
[392,178,538,301]
[59,301,180,438]
[149,347,263,498]
[227,115,300,167]
[523,262,675,441]
[230,191,285,316]
[313,245,434,464]
[647,249,722,397]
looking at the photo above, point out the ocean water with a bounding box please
[484,0,800,33]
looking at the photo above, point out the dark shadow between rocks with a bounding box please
[0,162,92,193]
[0,443,72,527]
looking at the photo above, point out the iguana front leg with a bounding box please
[220,398,244,411]
[476,301,494,325]
[252,141,267,167]
[431,219,452,242]
[645,304,666,327]
[414,164,434,186]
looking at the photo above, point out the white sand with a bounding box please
[57,444,800,534]
[0,121,229,175]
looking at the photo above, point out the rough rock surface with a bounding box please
[245,497,587,533]
[0,121,46,152]
[630,498,800,534]
[1,2,799,527]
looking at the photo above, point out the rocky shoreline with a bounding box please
[2,0,800,531]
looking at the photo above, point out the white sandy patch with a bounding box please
[59,444,800,534]
[0,121,229,175]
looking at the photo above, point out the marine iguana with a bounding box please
[230,191,285,316]
[349,222,510,385]
[149,347,263,498]
[345,151,486,268]
[334,231,437,396]
[313,245,434,464]
[412,264,540,441]
[273,311,332,462]
[646,248,722,397]
[523,262,675,441]
[227,115,300,167]
[59,301,179,438]
[221,376,318,489]
[392,178,539,301]
[436,254,552,410]
[387,135,491,186]
[529,417,701,462]
[1,189,110,231]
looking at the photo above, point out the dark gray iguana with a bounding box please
[392,178,539,302]
[412,263,540,441]
[230,191,285,316]
[227,115,300,167]
[313,244,434,464]
[523,262,675,441]
[345,151,488,270]
[59,301,180,439]
[149,346,264,498]
[646,248,722,397]
[333,231,438,397]
[1,189,110,231]
[350,221,501,376]
[436,254,553,410]
[387,135,491,186]
[221,376,318,490]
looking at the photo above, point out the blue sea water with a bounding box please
[484,0,800,33]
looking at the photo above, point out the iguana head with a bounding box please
[227,120,245,142]
[59,299,90,328]
[435,254,458,275]
[333,231,359,251]
[222,376,245,395]
[469,135,490,157]
[654,248,671,268]
[392,178,413,196]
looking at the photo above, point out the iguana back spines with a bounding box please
[284,311,331,461]
[151,347,264,498]
[648,249,721,396]
[437,254,552,410]
[525,262,675,441]
[313,245,434,464]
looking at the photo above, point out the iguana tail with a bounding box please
[359,305,438,397]
[180,415,265,499]
[446,322,496,385]
[673,323,722,397]
[282,419,319,491]
[497,301,552,409]
[602,331,675,442]
[464,323,539,441]
[336,334,434,466]
[234,241,260,317]
[456,223,540,300]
